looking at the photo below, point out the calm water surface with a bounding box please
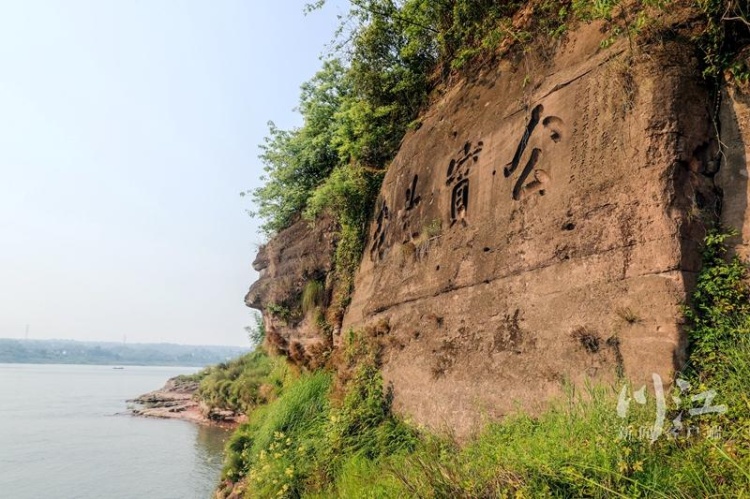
[0,364,229,499]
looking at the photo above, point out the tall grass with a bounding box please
[197,351,289,414]
[301,280,325,316]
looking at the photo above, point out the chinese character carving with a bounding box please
[446,141,483,226]
[370,200,389,262]
[405,174,421,210]
[397,172,423,244]
[504,104,564,200]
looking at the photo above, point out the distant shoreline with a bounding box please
[0,362,204,368]
[0,338,249,367]
[0,360,212,368]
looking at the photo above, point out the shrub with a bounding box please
[197,350,288,414]
[245,312,266,348]
[684,229,750,378]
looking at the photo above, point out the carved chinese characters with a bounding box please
[504,104,564,200]
[398,174,424,243]
[442,104,564,227]
[446,141,484,226]
[368,102,567,263]
[405,174,420,211]
[369,173,422,262]
[370,200,389,262]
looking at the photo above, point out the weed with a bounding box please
[684,228,750,378]
[424,219,442,239]
[301,279,325,316]
[196,350,286,415]
[572,326,602,353]
[266,303,292,323]
[616,307,641,324]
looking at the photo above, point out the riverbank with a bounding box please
[129,376,246,429]
[1,364,226,499]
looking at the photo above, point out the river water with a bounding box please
[0,363,229,499]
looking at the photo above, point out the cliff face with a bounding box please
[246,22,748,436]
[717,86,750,258]
[245,215,337,365]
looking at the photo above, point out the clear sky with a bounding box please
[0,0,346,346]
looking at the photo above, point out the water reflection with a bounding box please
[192,424,231,493]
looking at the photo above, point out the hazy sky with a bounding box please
[0,1,346,346]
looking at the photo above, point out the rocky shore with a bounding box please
[129,376,245,429]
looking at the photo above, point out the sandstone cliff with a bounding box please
[245,215,337,366]
[246,17,749,437]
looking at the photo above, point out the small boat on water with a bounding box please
[112,366,125,370]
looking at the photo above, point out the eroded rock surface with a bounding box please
[341,27,728,436]
[717,86,750,258]
[245,23,748,437]
[130,377,244,427]
[245,215,337,364]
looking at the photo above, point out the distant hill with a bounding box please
[0,338,249,367]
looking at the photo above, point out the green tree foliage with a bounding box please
[251,1,546,238]
[245,311,266,348]
[332,0,437,167]
[252,0,750,235]
[249,60,350,235]
[695,0,750,81]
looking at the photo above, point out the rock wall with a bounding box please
[245,215,337,365]
[245,22,749,437]
[341,25,727,435]
[717,86,750,258]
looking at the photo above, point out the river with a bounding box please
[0,363,228,499]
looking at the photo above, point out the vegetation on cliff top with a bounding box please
[249,0,749,234]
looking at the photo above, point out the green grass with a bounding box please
[217,357,417,498]
[219,371,749,497]
[301,280,326,316]
[197,350,290,415]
